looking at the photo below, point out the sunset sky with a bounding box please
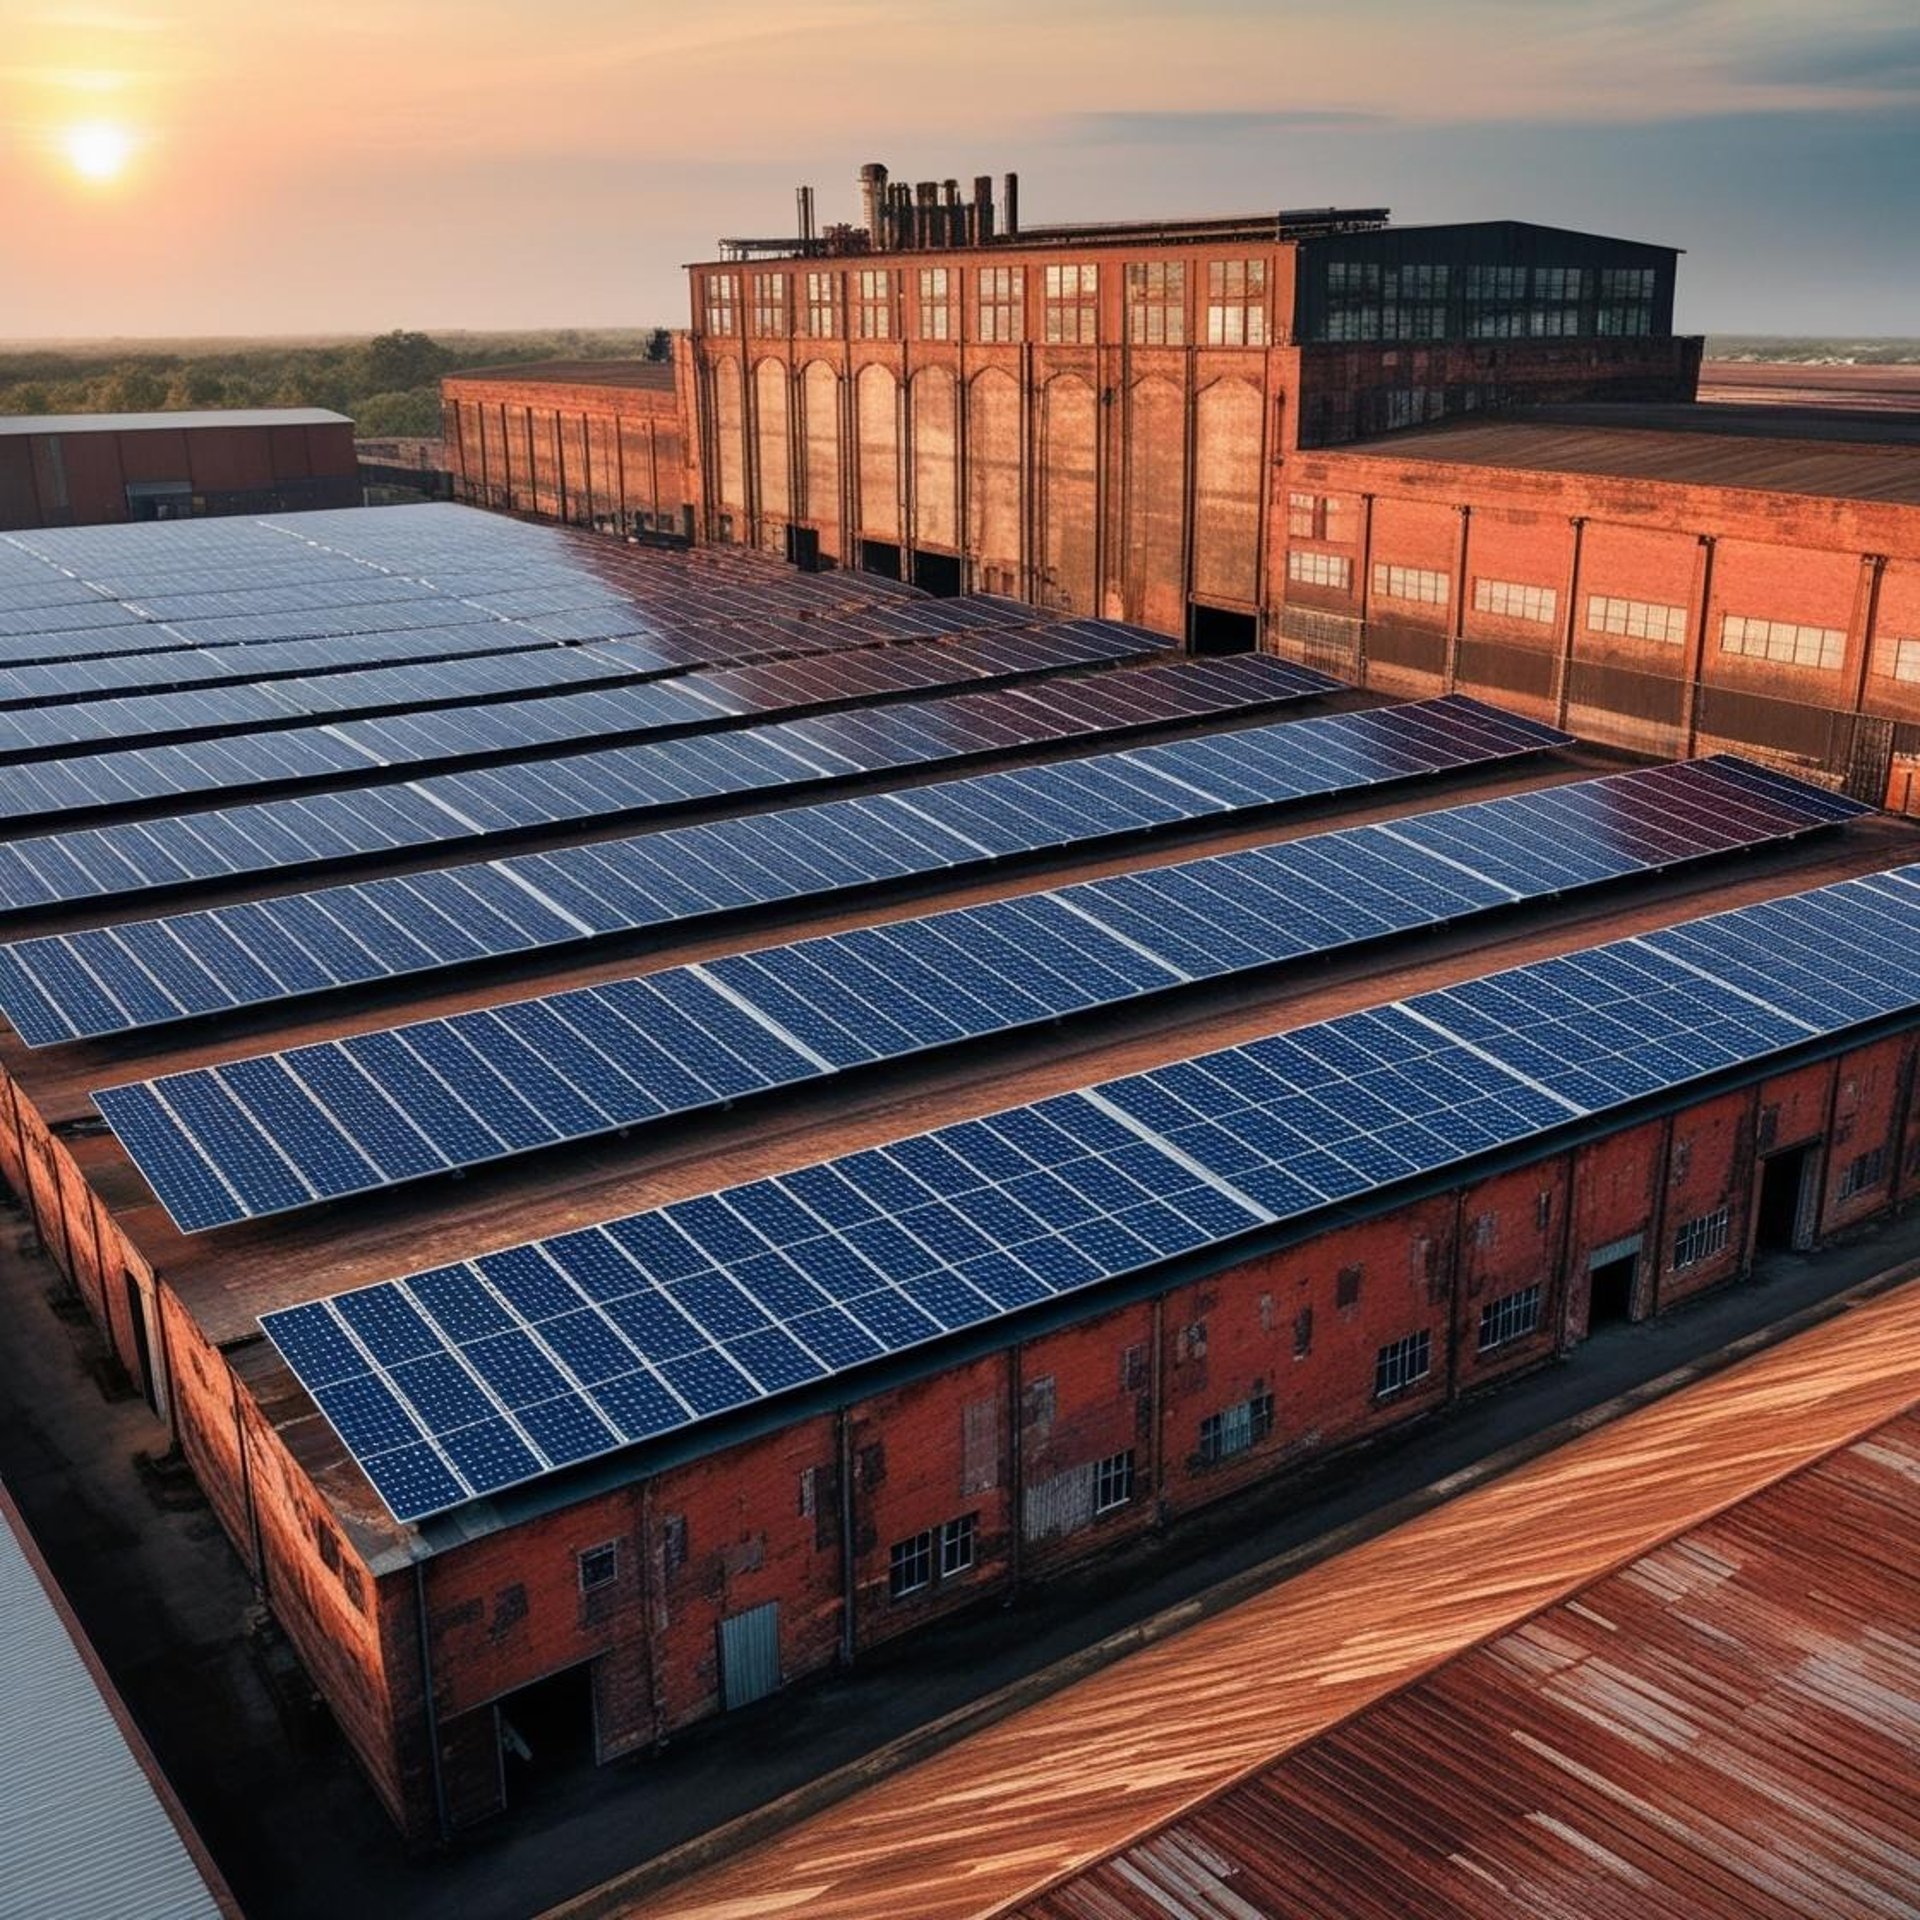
[3,0,1916,340]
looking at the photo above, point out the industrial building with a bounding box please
[441,168,1920,806]
[0,493,1917,1858]
[0,408,360,530]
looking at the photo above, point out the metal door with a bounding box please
[719,1600,781,1711]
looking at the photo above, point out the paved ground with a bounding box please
[1,1197,1916,1920]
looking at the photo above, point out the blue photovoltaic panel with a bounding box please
[261,861,1920,1522]
[0,655,1341,915]
[0,693,1596,1042]
[91,755,1859,1228]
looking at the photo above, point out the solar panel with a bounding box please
[0,699,1604,1043]
[0,656,1337,915]
[259,859,1920,1521]
[92,756,1860,1229]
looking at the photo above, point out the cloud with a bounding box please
[1062,108,1385,144]
[1733,26,1920,89]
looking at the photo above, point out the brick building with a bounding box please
[0,408,359,529]
[0,503,1917,1847]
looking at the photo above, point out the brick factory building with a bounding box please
[0,408,360,530]
[1,500,1918,1859]
[442,167,1920,807]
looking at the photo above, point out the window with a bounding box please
[749,271,788,337]
[1121,1342,1150,1393]
[1891,639,1920,684]
[1721,614,1845,672]
[578,1541,619,1591]
[1043,262,1098,344]
[1288,549,1351,590]
[1093,1450,1135,1514]
[1475,577,1558,625]
[660,1513,688,1572]
[1205,258,1267,346]
[805,270,842,338]
[1288,492,1327,539]
[1373,564,1449,606]
[940,1513,977,1577]
[854,268,896,340]
[704,272,739,336]
[1671,1206,1731,1270]
[1335,1264,1363,1309]
[1477,1284,1543,1352]
[889,1530,933,1598]
[1126,260,1186,344]
[1198,1390,1274,1463]
[977,265,1024,342]
[1599,266,1656,300]
[1293,1305,1314,1359]
[1838,1147,1887,1199]
[917,266,952,341]
[1374,1330,1432,1398]
[1587,594,1687,645]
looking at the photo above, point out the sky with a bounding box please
[2,0,1917,340]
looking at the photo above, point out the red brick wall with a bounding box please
[1454,1162,1569,1391]
[1658,1087,1755,1306]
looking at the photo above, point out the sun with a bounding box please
[64,122,133,183]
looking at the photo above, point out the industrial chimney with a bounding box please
[858,162,888,246]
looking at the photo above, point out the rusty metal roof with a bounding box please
[1013,1404,1920,1920]
[1328,406,1920,504]
[443,359,675,392]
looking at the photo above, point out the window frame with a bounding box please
[577,1540,620,1592]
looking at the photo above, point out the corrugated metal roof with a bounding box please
[0,409,350,436]
[0,1484,233,1920]
[1328,409,1920,504]
[443,359,675,392]
[1015,1405,1920,1920]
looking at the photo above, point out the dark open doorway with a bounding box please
[785,524,823,572]
[1187,603,1258,655]
[1589,1253,1636,1326]
[859,539,902,580]
[1755,1145,1817,1254]
[122,1270,158,1413]
[912,550,962,597]
[498,1663,595,1802]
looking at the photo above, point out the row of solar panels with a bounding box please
[0,698,1573,1044]
[92,754,1861,1234]
[0,656,1330,912]
[259,858,1920,1522]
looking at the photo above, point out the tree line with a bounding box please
[0,327,674,440]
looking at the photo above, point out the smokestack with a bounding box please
[974,174,995,245]
[858,162,888,245]
[796,185,816,248]
[1002,171,1019,240]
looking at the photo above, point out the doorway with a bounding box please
[785,524,823,572]
[498,1663,596,1800]
[912,549,963,597]
[1754,1145,1818,1254]
[123,1270,159,1414]
[1588,1253,1637,1326]
[859,539,902,580]
[1187,603,1258,655]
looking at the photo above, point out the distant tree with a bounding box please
[6,383,51,414]
[352,388,443,437]
[105,367,169,412]
[359,330,455,393]
[181,365,228,407]
[645,328,672,363]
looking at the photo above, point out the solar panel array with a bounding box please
[93,756,1857,1232]
[0,617,1170,825]
[260,860,1920,1522]
[1,696,1574,1043]
[0,655,1335,915]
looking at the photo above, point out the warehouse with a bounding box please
[0,408,359,530]
[0,502,1917,1846]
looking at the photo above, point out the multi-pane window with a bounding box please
[1597,266,1656,336]
[1288,492,1327,539]
[1044,262,1098,344]
[1205,259,1267,346]
[805,270,842,339]
[854,268,896,340]
[1587,594,1687,645]
[704,272,739,336]
[577,1541,619,1590]
[1325,260,1449,341]
[1126,261,1186,345]
[940,1512,976,1577]
[1671,1206,1731,1270]
[1891,639,1920,683]
[1093,1450,1135,1514]
[1721,614,1845,671]
[888,1530,933,1598]
[1374,1330,1432,1399]
[1288,549,1351,589]
[1477,1285,1543,1353]
[977,265,1024,342]
[749,271,788,337]
[1198,1390,1274,1463]
[1474,577,1558,624]
[1373,564,1449,606]
[1838,1147,1887,1199]
[917,266,952,341]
